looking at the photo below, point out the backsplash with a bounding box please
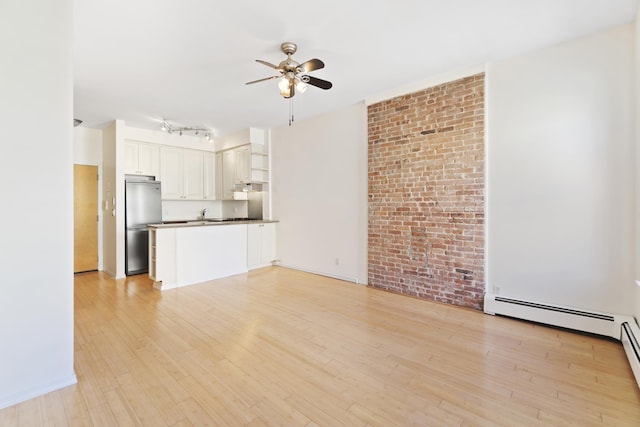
[162,200,249,221]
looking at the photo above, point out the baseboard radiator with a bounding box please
[485,294,640,387]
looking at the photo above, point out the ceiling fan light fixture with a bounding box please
[278,77,289,91]
[295,78,307,93]
[280,85,291,98]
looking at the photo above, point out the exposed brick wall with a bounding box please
[367,73,485,310]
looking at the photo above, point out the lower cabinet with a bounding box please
[247,223,276,270]
[150,222,277,290]
[150,224,248,290]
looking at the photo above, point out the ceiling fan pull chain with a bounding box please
[289,98,294,126]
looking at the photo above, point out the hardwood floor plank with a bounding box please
[60,386,93,426]
[17,398,42,427]
[0,268,639,425]
[41,388,71,427]
[0,405,19,426]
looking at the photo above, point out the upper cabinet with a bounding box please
[121,127,268,202]
[217,143,269,200]
[221,149,236,200]
[159,147,204,200]
[183,149,204,199]
[234,145,250,185]
[203,152,216,200]
[124,140,159,177]
[215,152,224,200]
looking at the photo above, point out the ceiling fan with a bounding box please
[246,42,332,98]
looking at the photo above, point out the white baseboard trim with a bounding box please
[273,262,364,285]
[0,373,77,410]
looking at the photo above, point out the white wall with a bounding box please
[271,103,368,283]
[74,127,103,165]
[487,24,635,314]
[0,0,76,408]
[635,11,640,321]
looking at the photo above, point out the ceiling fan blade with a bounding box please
[297,58,324,73]
[255,59,281,70]
[245,75,280,85]
[303,75,332,90]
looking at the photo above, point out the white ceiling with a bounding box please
[73,0,638,137]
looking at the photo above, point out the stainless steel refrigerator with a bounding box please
[125,180,162,275]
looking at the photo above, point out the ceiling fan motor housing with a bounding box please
[280,42,297,56]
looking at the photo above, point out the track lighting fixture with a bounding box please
[160,120,214,142]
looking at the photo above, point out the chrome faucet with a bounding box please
[199,208,207,220]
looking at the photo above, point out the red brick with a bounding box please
[367,73,485,310]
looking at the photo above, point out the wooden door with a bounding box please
[74,164,98,273]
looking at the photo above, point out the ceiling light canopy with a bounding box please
[161,120,214,142]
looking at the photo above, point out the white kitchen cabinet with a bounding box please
[159,146,204,200]
[247,222,276,270]
[159,146,183,199]
[222,149,236,200]
[125,140,159,176]
[215,152,224,200]
[203,152,216,200]
[234,145,251,184]
[150,224,248,290]
[183,149,204,199]
[218,144,267,199]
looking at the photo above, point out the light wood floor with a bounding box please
[1,267,639,426]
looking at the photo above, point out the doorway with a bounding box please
[74,164,98,273]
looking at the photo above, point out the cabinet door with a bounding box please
[203,152,216,200]
[137,143,159,177]
[159,146,183,200]
[235,145,250,184]
[222,150,236,200]
[247,223,276,269]
[182,149,204,200]
[247,224,261,269]
[215,152,223,200]
[124,141,139,174]
[260,223,276,264]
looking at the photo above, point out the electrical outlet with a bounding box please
[335,257,340,266]
[494,285,501,295]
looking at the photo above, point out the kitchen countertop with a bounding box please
[148,219,278,229]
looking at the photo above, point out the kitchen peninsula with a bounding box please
[149,219,277,290]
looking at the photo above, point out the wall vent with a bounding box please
[493,296,615,321]
[621,321,640,386]
[485,294,616,337]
